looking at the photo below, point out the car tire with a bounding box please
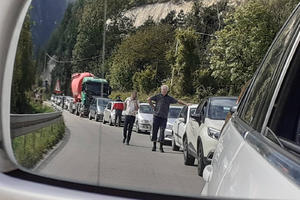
[172,133,180,151]
[183,136,195,166]
[197,140,205,176]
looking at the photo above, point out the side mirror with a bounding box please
[230,105,238,114]
[191,113,200,121]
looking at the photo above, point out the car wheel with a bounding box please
[172,133,180,151]
[197,140,205,176]
[183,136,195,166]
[88,112,92,120]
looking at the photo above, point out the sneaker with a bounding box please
[152,147,156,151]
[123,138,126,143]
[160,148,164,153]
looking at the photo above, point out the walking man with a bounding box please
[123,91,139,145]
[148,85,188,152]
[113,96,123,127]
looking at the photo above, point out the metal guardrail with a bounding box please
[10,111,63,138]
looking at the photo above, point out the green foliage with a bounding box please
[133,66,157,93]
[209,0,280,94]
[108,24,174,92]
[12,120,65,169]
[11,14,36,114]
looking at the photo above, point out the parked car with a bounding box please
[103,101,125,126]
[164,106,183,144]
[172,104,197,151]
[184,96,237,176]
[201,5,300,199]
[133,103,153,133]
[88,97,111,121]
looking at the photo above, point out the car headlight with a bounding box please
[140,119,149,123]
[166,123,173,130]
[207,127,220,140]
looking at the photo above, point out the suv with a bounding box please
[201,5,300,199]
[103,101,125,126]
[184,97,237,176]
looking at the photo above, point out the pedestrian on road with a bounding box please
[123,91,139,145]
[113,96,124,127]
[148,85,188,152]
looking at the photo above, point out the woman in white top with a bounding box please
[123,91,139,145]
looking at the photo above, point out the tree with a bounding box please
[108,24,174,92]
[209,0,279,94]
[11,14,35,113]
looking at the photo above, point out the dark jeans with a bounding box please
[115,109,122,126]
[123,115,136,143]
[151,115,167,143]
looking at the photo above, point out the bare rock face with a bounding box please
[124,0,242,27]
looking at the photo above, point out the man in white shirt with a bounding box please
[123,91,139,145]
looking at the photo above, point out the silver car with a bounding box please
[134,103,153,133]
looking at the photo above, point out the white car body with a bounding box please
[183,97,237,176]
[172,104,197,151]
[134,103,153,133]
[202,5,300,199]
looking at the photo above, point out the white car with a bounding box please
[103,101,125,126]
[134,103,153,133]
[164,106,183,143]
[184,97,237,176]
[172,104,197,151]
[201,5,300,199]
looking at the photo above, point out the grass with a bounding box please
[12,120,65,169]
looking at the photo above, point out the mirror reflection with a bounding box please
[10,0,299,198]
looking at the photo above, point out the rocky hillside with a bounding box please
[125,0,243,27]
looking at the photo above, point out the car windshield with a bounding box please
[139,105,153,114]
[97,99,110,106]
[168,107,182,118]
[86,82,101,95]
[208,98,237,120]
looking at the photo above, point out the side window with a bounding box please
[107,102,111,110]
[179,106,187,118]
[266,44,300,156]
[240,11,300,132]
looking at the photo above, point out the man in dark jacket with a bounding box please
[148,85,188,152]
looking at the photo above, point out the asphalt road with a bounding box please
[37,110,205,197]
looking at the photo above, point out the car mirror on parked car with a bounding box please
[230,105,238,114]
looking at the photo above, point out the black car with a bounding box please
[88,97,111,121]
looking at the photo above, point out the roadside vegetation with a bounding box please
[12,120,65,169]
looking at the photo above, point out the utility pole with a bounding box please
[170,38,179,93]
[101,0,107,98]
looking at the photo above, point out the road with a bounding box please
[37,110,205,197]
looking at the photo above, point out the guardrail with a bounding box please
[10,111,63,138]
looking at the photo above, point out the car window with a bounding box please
[178,106,187,118]
[139,105,153,114]
[208,98,237,120]
[168,107,182,118]
[267,44,300,156]
[240,11,300,131]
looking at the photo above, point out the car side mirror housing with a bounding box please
[191,113,200,121]
[230,105,238,114]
